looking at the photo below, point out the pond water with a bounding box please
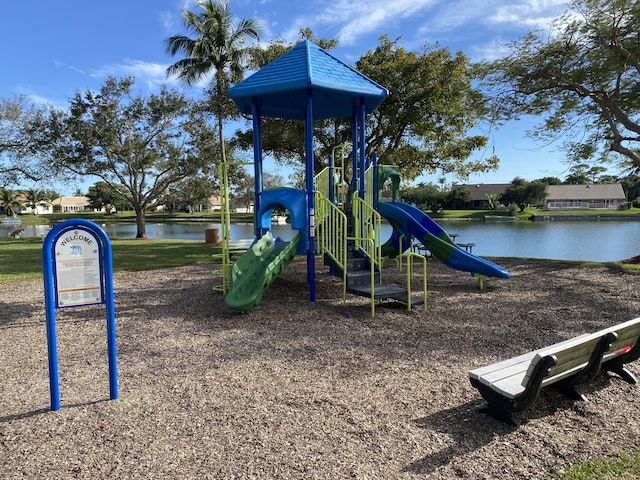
[2,219,639,263]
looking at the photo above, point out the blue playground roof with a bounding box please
[229,40,388,120]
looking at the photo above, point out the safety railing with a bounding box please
[352,193,383,270]
[213,161,253,294]
[315,167,330,200]
[402,252,428,312]
[315,192,348,303]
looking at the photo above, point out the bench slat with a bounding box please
[469,317,640,425]
[470,334,607,399]
[601,317,640,362]
[469,334,593,380]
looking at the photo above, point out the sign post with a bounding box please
[42,219,118,411]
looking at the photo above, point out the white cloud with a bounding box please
[489,0,569,29]
[53,60,87,76]
[90,59,183,91]
[469,37,513,62]
[159,10,178,33]
[313,0,436,45]
[12,87,68,110]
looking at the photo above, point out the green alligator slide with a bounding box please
[225,231,302,311]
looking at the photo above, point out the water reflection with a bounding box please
[2,219,638,262]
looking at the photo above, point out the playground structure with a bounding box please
[217,40,510,315]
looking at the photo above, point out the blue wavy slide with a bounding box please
[377,201,510,279]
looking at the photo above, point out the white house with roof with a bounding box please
[19,200,53,215]
[51,196,91,213]
[544,184,626,209]
[12,194,53,215]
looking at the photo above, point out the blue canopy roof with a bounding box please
[229,40,388,120]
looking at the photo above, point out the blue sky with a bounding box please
[2,0,590,194]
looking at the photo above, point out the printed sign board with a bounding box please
[43,219,118,410]
[53,228,103,307]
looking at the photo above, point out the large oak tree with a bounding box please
[234,34,498,182]
[51,76,215,238]
[0,95,58,186]
[484,0,640,172]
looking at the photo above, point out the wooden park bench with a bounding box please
[468,316,640,426]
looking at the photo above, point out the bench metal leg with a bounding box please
[476,405,521,427]
[602,338,640,384]
[603,364,637,384]
[551,383,588,401]
[553,332,618,400]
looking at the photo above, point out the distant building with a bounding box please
[12,194,53,215]
[51,196,91,213]
[207,195,222,212]
[451,183,512,209]
[157,195,223,213]
[544,184,626,210]
[20,200,53,215]
[229,194,254,213]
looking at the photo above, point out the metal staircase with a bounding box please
[319,202,425,316]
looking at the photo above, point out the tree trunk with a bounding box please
[216,71,227,167]
[135,206,147,238]
[217,105,226,165]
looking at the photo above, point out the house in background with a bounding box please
[51,196,91,213]
[229,194,254,213]
[206,195,222,212]
[156,195,223,213]
[19,200,53,215]
[451,183,512,209]
[186,195,222,213]
[12,194,53,215]
[544,184,626,210]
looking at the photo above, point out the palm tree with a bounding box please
[23,188,47,214]
[0,188,21,217]
[165,0,260,166]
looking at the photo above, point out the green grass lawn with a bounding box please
[435,207,640,220]
[0,237,220,284]
[546,451,640,479]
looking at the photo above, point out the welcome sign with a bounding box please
[42,219,118,410]
[53,228,103,307]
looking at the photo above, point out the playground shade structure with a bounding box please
[225,232,303,312]
[377,201,511,279]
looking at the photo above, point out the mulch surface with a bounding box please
[2,256,640,479]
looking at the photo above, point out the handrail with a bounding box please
[315,192,348,303]
[403,252,428,311]
[315,167,330,200]
[352,193,383,270]
[332,143,349,205]
[213,160,253,294]
[352,236,376,317]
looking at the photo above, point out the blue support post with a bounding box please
[352,107,358,198]
[252,99,263,238]
[359,97,366,199]
[42,258,60,410]
[305,89,316,301]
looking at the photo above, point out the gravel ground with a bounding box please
[2,256,640,479]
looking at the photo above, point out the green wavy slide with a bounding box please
[225,231,302,311]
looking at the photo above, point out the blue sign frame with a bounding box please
[43,219,118,411]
